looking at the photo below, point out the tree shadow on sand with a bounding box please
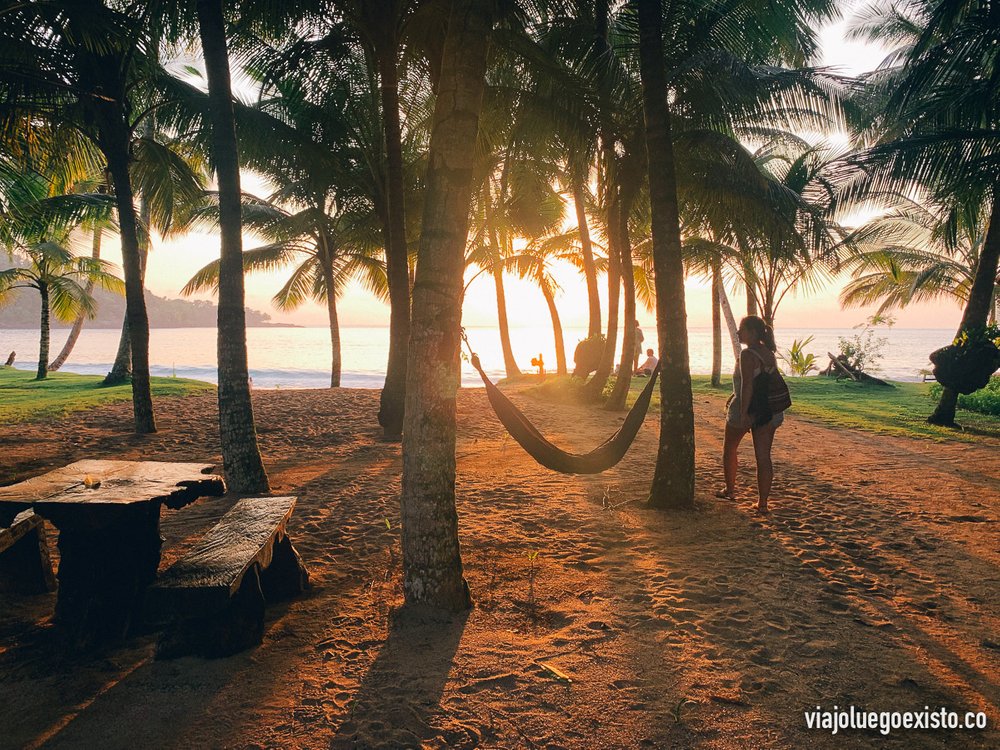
[329,606,473,749]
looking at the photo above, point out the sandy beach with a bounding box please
[0,386,997,749]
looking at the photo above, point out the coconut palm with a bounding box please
[0,1,189,433]
[731,141,850,329]
[401,0,492,612]
[840,198,997,322]
[636,0,695,508]
[194,0,269,493]
[845,0,1000,425]
[182,193,388,387]
[0,240,123,380]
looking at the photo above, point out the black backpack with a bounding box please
[747,353,792,428]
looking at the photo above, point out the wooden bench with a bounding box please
[0,511,56,595]
[145,496,309,659]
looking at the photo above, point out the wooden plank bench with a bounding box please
[145,496,309,659]
[0,511,56,595]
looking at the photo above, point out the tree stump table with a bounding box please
[0,460,225,647]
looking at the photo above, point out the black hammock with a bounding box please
[469,353,659,474]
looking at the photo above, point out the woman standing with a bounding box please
[718,316,784,513]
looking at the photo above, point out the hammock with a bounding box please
[468,352,659,474]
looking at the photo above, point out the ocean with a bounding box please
[0,325,955,389]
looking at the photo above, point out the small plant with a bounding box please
[783,336,818,376]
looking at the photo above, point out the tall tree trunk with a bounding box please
[745,276,758,317]
[572,170,601,338]
[105,137,156,433]
[540,279,567,375]
[584,188,621,400]
[711,257,722,387]
[607,199,636,410]
[376,44,410,440]
[50,225,102,372]
[326,264,342,388]
[638,0,695,509]
[36,284,50,381]
[197,0,268,492]
[401,0,490,612]
[929,189,1000,425]
[718,279,741,362]
[493,264,521,378]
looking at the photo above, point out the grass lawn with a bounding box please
[524,373,1000,443]
[0,366,214,425]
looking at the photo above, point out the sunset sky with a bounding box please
[93,7,963,332]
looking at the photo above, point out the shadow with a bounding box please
[329,606,470,749]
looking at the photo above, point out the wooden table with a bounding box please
[0,460,226,647]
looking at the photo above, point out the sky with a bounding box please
[92,4,965,332]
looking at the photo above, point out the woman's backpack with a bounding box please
[747,352,792,428]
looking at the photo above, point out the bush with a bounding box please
[837,316,893,373]
[930,376,1000,416]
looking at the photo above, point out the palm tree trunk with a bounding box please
[745,276,758,317]
[36,284,49,381]
[326,266,342,388]
[50,225,102,372]
[711,257,722,387]
[572,170,601,338]
[104,317,132,384]
[105,103,154,386]
[376,44,410,440]
[638,0,695,509]
[540,279,567,375]
[607,201,636,411]
[401,0,490,612]
[197,0,268,492]
[929,189,1000,425]
[493,264,521,378]
[105,135,156,433]
[584,189,621,400]
[718,279,741,362]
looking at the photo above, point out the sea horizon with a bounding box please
[1,324,955,389]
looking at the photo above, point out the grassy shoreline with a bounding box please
[0,366,214,424]
[524,373,1000,442]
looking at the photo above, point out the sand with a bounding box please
[0,385,997,749]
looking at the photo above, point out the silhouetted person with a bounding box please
[719,316,785,514]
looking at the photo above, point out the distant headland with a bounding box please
[0,287,296,329]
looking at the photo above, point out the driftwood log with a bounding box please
[0,511,56,595]
[823,353,892,387]
[146,496,309,659]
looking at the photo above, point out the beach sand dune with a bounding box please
[0,387,997,749]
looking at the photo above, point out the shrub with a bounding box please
[837,316,893,374]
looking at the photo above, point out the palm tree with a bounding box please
[0,1,160,432]
[845,0,1000,425]
[516,234,579,376]
[401,0,492,612]
[102,123,208,385]
[840,199,997,322]
[195,0,269,493]
[182,193,388,387]
[636,0,695,509]
[49,222,105,371]
[734,142,850,329]
[0,240,123,380]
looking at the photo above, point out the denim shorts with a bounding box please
[726,395,785,429]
